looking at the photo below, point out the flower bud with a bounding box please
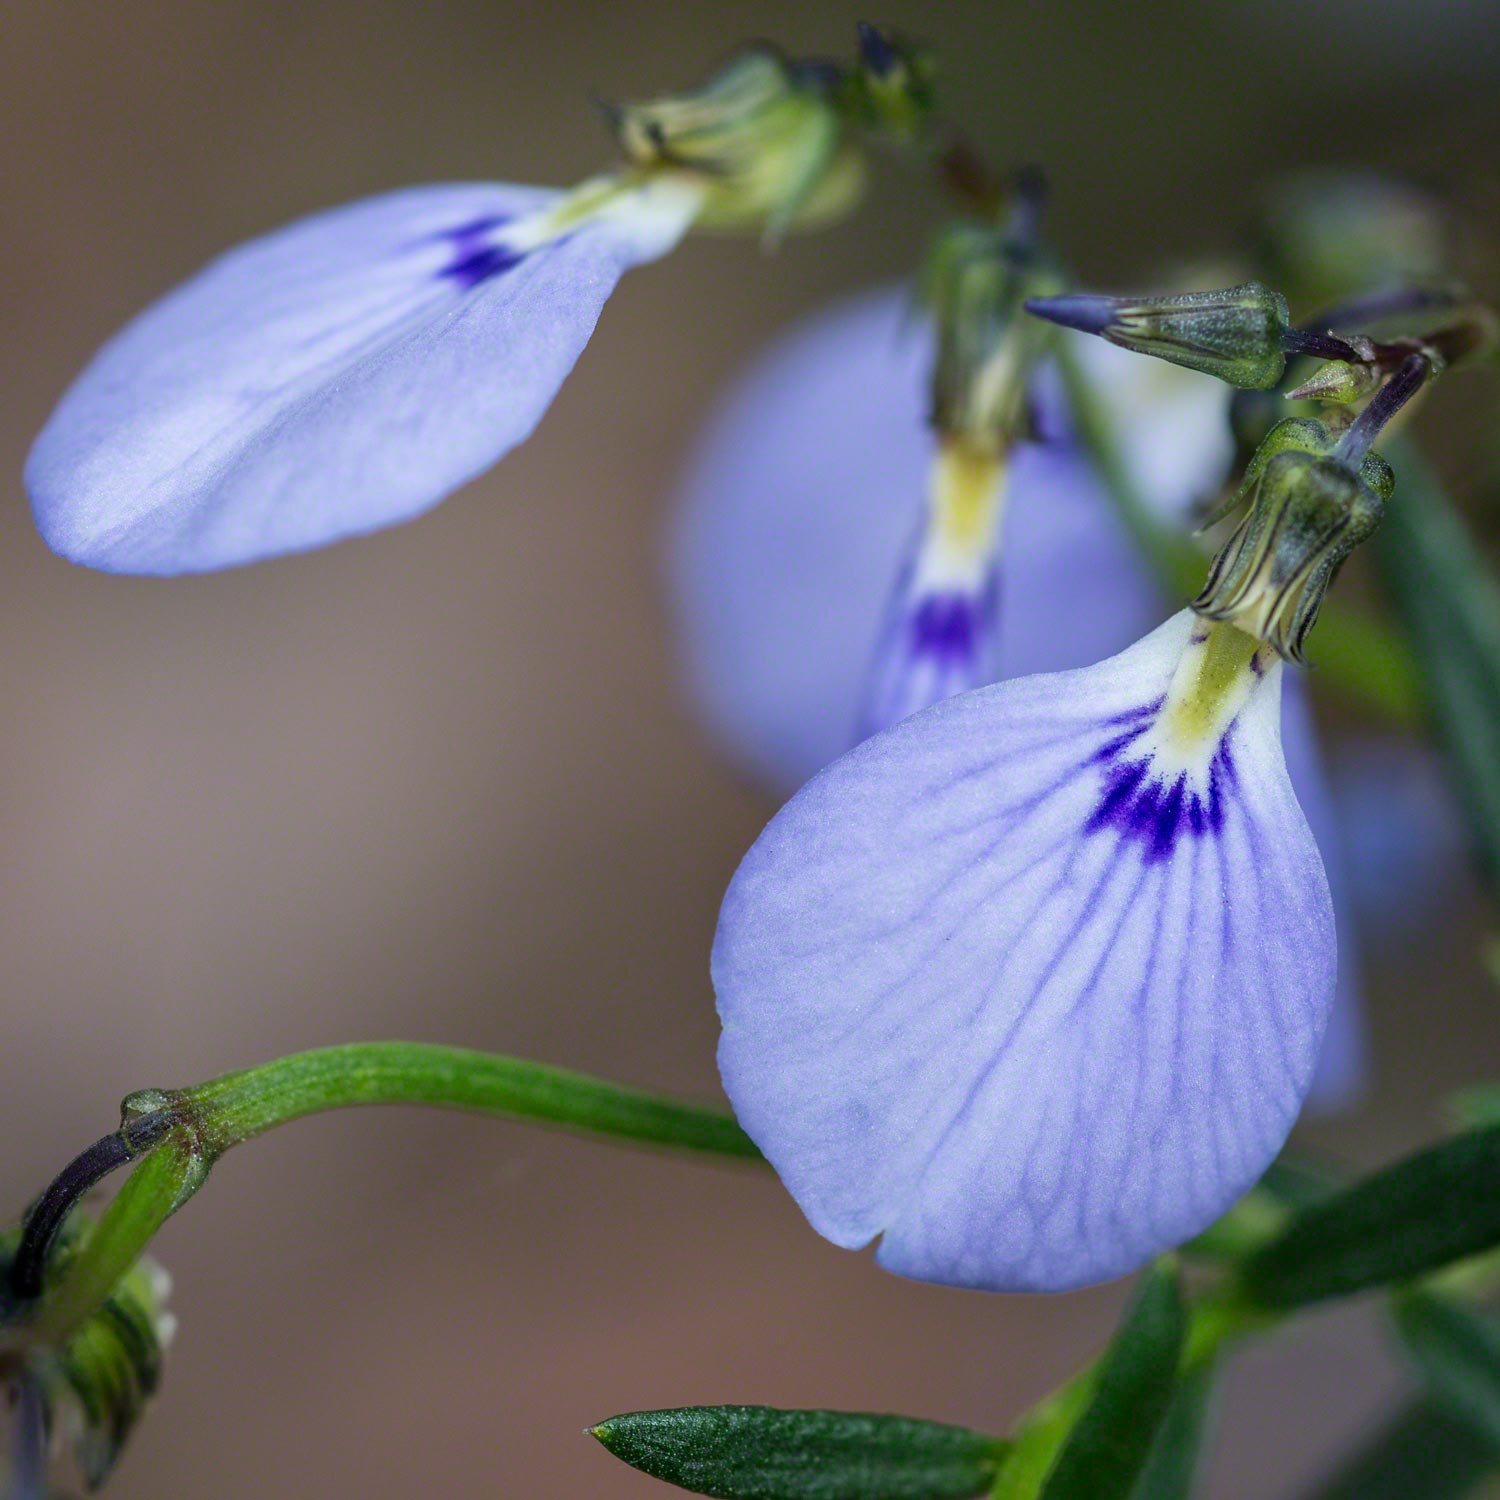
[609,44,864,239]
[1193,444,1390,663]
[921,219,1061,444]
[1027,281,1291,388]
[1285,356,1383,405]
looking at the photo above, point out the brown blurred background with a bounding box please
[4,3,1500,1496]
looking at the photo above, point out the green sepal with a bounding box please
[1390,1290,1500,1449]
[1240,1124,1500,1309]
[589,1405,1007,1500]
[611,45,863,240]
[1295,1400,1499,1500]
[1377,440,1500,901]
[1039,1259,1188,1500]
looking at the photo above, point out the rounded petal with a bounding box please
[669,287,1160,790]
[29,179,696,574]
[714,611,1335,1291]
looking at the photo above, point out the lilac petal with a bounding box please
[860,562,1003,741]
[669,287,1161,791]
[29,179,698,574]
[714,610,1335,1291]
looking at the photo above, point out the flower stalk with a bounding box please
[4,1043,758,1356]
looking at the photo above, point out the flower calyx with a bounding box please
[1193,416,1391,664]
[921,175,1063,446]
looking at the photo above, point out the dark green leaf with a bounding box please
[590,1406,1006,1500]
[1391,1291,1500,1448]
[1127,1367,1213,1500]
[1241,1124,1500,1308]
[1378,440,1500,898]
[1040,1260,1187,1500]
[1185,1157,1343,1264]
[1298,1400,1498,1500]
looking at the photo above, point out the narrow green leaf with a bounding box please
[1391,1291,1500,1448]
[590,1406,1006,1500]
[989,1367,1098,1500]
[1378,440,1500,896]
[1185,1157,1342,1264]
[1127,1367,1214,1500]
[1241,1124,1500,1308]
[1299,1400,1498,1500]
[1039,1260,1187,1500]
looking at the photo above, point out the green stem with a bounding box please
[6,1044,758,1359]
[1052,336,1424,725]
[987,1290,1268,1499]
[170,1041,759,1160]
[21,1136,199,1350]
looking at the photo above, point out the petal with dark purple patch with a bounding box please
[713,609,1335,1291]
[28,178,698,574]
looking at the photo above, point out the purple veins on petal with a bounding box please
[1086,737,1233,860]
[713,608,1335,1292]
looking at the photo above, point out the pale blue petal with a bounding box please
[29,180,695,574]
[715,610,1335,1291]
[669,287,1160,791]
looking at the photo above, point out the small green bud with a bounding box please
[921,221,1061,444]
[1285,333,1384,404]
[1194,445,1388,663]
[609,45,863,240]
[1027,281,1291,388]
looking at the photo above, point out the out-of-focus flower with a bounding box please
[27,37,916,576]
[715,608,1335,1290]
[670,288,1160,790]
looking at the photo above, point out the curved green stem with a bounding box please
[169,1042,759,1160]
[6,1044,758,1358]
[1051,336,1424,725]
[20,1136,199,1351]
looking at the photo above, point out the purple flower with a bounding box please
[714,609,1334,1290]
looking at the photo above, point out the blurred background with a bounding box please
[4,2,1500,1495]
